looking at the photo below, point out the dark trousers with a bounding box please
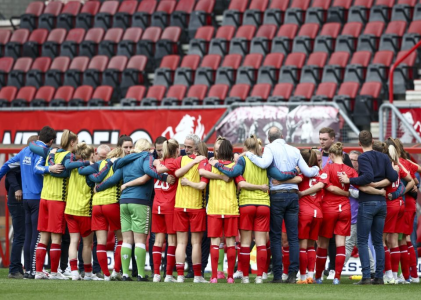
[23,200,39,274]
[60,226,70,271]
[78,233,101,273]
[411,216,418,260]
[269,192,299,280]
[328,237,336,270]
[8,202,25,274]
[186,230,211,273]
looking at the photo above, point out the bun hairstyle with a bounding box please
[373,141,388,154]
[163,138,179,159]
[328,142,343,157]
[244,135,263,156]
[76,142,94,160]
[300,148,318,168]
[132,138,152,153]
[107,147,125,159]
[61,130,78,150]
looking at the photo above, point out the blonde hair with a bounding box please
[388,145,399,164]
[107,147,125,159]
[163,139,179,159]
[76,142,94,160]
[329,142,343,157]
[61,130,78,150]
[244,135,262,156]
[132,139,152,153]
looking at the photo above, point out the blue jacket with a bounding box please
[0,141,50,200]
[5,167,22,204]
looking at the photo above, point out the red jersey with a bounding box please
[153,158,178,214]
[298,171,323,216]
[399,158,418,211]
[385,167,407,206]
[320,163,358,211]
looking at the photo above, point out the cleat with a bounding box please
[164,275,177,283]
[71,274,81,281]
[255,276,263,284]
[333,278,340,285]
[210,278,218,283]
[35,272,49,280]
[137,275,149,282]
[84,274,104,281]
[177,275,185,283]
[262,272,268,280]
[49,272,69,280]
[217,271,226,279]
[111,270,122,281]
[297,280,308,284]
[282,273,288,281]
[411,277,420,283]
[122,276,133,281]
[104,276,111,281]
[233,270,243,279]
[153,274,161,282]
[314,278,323,284]
[326,270,335,280]
[193,276,209,283]
[242,276,250,284]
[227,278,235,284]
[306,277,314,284]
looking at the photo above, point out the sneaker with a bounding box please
[383,276,395,285]
[282,273,288,281]
[326,270,335,280]
[49,272,69,280]
[84,274,104,281]
[217,271,226,279]
[333,278,340,285]
[412,277,420,283]
[233,270,243,279]
[306,277,314,284]
[227,278,235,284]
[60,267,72,277]
[110,270,122,281]
[164,275,177,283]
[241,276,250,284]
[297,280,308,284]
[210,278,218,284]
[262,272,268,280]
[122,276,133,281]
[185,271,194,279]
[24,273,35,280]
[138,275,149,282]
[104,276,111,281]
[177,275,185,283]
[35,272,49,280]
[80,271,85,279]
[193,276,209,283]
[255,276,263,284]
[314,278,323,284]
[153,274,161,282]
[95,272,104,279]
[8,272,24,279]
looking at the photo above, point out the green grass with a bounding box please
[1,269,420,300]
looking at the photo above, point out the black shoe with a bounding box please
[137,275,149,282]
[371,278,384,285]
[285,272,297,284]
[122,276,133,281]
[323,269,329,277]
[370,273,375,279]
[354,278,372,285]
[24,273,35,280]
[185,271,194,279]
[270,279,283,284]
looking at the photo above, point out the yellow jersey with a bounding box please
[40,151,69,202]
[239,157,270,207]
[65,168,93,216]
[92,160,121,206]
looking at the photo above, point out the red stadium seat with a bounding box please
[19,1,45,31]
[11,86,36,107]
[50,85,74,106]
[222,0,249,27]
[215,54,243,86]
[174,54,201,86]
[120,55,148,95]
[76,1,101,30]
[348,0,374,24]
[99,28,124,57]
[79,27,105,58]
[69,85,94,106]
[357,21,386,52]
[5,29,30,59]
[229,25,257,56]
[188,0,215,40]
[31,86,55,107]
[8,57,33,88]
[153,55,181,86]
[117,27,143,57]
[120,85,146,106]
[353,82,382,127]
[225,83,251,105]
[162,84,188,106]
[151,0,177,29]
[326,0,352,23]
[272,24,299,55]
[392,0,417,22]
[182,84,208,105]
[257,53,285,84]
[292,23,320,54]
[335,22,363,53]
[170,0,196,31]
[343,51,372,83]
[379,20,407,52]
[154,27,181,66]
[113,0,138,29]
[333,82,360,113]
[0,30,11,57]
[42,28,67,58]
[0,57,14,88]
[88,85,113,106]
[203,84,229,105]
[393,50,417,95]
[0,86,17,107]
[22,28,48,58]
[365,50,394,83]
[64,56,90,87]
[263,0,289,26]
[141,85,167,106]
[268,83,294,102]
[194,54,222,86]
[243,0,269,27]
[132,0,158,29]
[284,0,311,25]
[103,55,128,93]
[300,52,329,85]
[278,52,307,84]
[60,28,86,58]
[311,82,337,101]
[402,20,421,50]
[208,25,236,56]
[26,56,52,88]
[94,1,119,30]
[137,27,162,71]
[370,0,395,22]
[322,51,350,83]
[39,1,63,31]
[290,82,315,101]
[45,56,71,88]
[188,26,215,56]
[314,23,341,54]
[306,0,331,24]
[246,83,272,102]
[83,55,109,88]
[57,1,82,30]
[236,53,264,85]
[250,24,277,55]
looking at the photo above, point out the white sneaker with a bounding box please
[164,275,177,282]
[71,274,81,281]
[193,276,209,283]
[233,270,243,279]
[49,272,69,280]
[60,267,72,277]
[262,272,268,280]
[153,274,161,282]
[255,276,263,284]
[326,270,335,280]
[35,272,49,280]
[282,273,288,281]
[411,277,420,283]
[110,270,122,281]
[84,274,104,281]
[104,276,111,281]
[383,276,395,285]
[396,279,410,284]
[177,275,185,283]
[241,276,250,284]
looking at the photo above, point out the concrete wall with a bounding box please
[0,0,39,20]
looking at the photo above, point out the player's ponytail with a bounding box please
[61,130,78,150]
[328,142,343,157]
[196,142,208,157]
[244,135,263,156]
[217,140,234,161]
[388,145,399,164]
[300,148,318,167]
[373,141,388,154]
[76,142,94,160]
[107,147,125,159]
[162,138,179,159]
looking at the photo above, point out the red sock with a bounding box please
[400,245,410,280]
[335,246,346,280]
[315,247,327,279]
[210,245,219,279]
[97,244,111,276]
[50,243,61,273]
[193,263,202,277]
[407,242,418,278]
[166,246,176,276]
[239,246,250,276]
[152,246,162,275]
[307,247,316,272]
[384,246,391,272]
[390,247,401,273]
[299,248,308,276]
[256,245,267,277]
[227,246,236,279]
[176,263,184,276]
[265,241,271,273]
[84,264,92,273]
[70,259,78,271]
[114,241,122,273]
[35,243,47,272]
[282,246,290,275]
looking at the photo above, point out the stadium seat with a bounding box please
[369,0,395,22]
[188,26,215,56]
[292,23,320,55]
[268,83,294,102]
[182,84,208,105]
[357,21,385,52]
[102,55,128,99]
[151,0,177,29]
[38,1,63,31]
[83,55,109,88]
[393,50,417,95]
[379,20,407,52]
[353,82,382,128]
[60,28,86,58]
[79,28,105,58]
[246,83,272,102]
[0,30,12,57]
[153,55,180,87]
[120,85,146,106]
[272,24,299,55]
[10,86,36,107]
[26,56,52,88]
[88,85,113,106]
[31,86,55,107]
[365,50,394,84]
[224,83,251,105]
[63,56,90,88]
[257,53,284,84]
[94,1,119,30]
[278,52,307,85]
[170,0,196,33]
[22,29,48,58]
[162,85,188,106]
[300,52,329,85]
[194,54,222,86]
[263,0,289,26]
[76,1,101,30]
[321,51,350,83]
[215,54,243,86]
[284,0,311,25]
[306,0,331,24]
[113,0,138,29]
[132,0,158,29]
[348,0,374,24]
[42,28,67,58]
[57,1,82,30]
[188,0,215,40]
[141,85,167,106]
[50,85,74,106]
[208,25,236,56]
[174,54,201,86]
[401,20,421,51]
[222,0,248,27]
[5,28,30,59]
[18,1,45,32]
[120,55,148,95]
[69,85,94,106]
[335,22,363,53]
[314,23,341,54]
[229,25,257,56]
[243,0,269,27]
[392,0,417,22]
[8,57,33,88]
[0,57,14,88]
[289,82,315,101]
[98,28,123,57]
[117,27,143,57]
[45,56,71,88]
[203,84,229,105]
[250,24,277,55]
[311,82,337,101]
[343,51,372,83]
[326,0,352,23]
[0,86,17,107]
[136,27,162,71]
[333,81,360,114]
[154,27,182,67]
[236,53,264,85]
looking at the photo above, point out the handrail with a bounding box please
[389,40,421,103]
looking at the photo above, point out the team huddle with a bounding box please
[1,125,420,285]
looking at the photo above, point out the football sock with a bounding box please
[50,243,61,273]
[135,243,146,278]
[97,244,110,276]
[334,246,346,280]
[315,247,328,279]
[121,243,132,277]
[35,243,47,273]
[227,246,236,279]
[166,246,176,276]
[152,246,162,275]
[256,245,267,277]
[114,241,122,273]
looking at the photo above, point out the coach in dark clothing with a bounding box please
[340,131,398,285]
[6,167,25,279]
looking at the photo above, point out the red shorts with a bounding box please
[173,209,206,232]
[207,216,239,238]
[38,199,66,234]
[91,203,121,232]
[403,210,416,235]
[298,213,323,241]
[239,205,270,232]
[65,214,92,237]
[152,213,175,234]
[384,201,405,233]
[319,210,351,238]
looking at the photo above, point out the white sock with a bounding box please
[135,243,146,249]
[393,272,398,280]
[122,243,132,250]
[301,275,307,281]
[385,270,393,278]
[123,273,129,277]
[308,271,314,278]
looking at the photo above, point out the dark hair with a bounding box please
[38,126,56,144]
[373,141,388,154]
[155,136,167,146]
[217,140,233,161]
[196,142,208,157]
[391,138,408,159]
[358,130,373,148]
[319,127,335,138]
[117,135,133,147]
[300,148,318,168]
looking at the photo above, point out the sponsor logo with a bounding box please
[162,114,205,144]
[23,156,31,165]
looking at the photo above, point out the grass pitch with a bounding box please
[1,269,420,300]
